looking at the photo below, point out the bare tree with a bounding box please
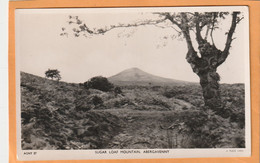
[61,11,243,114]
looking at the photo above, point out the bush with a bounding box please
[84,76,114,92]
[114,86,122,96]
[75,95,92,112]
[92,96,103,106]
[114,98,133,108]
[163,88,185,98]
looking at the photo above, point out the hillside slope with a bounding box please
[20,71,245,149]
[20,72,123,150]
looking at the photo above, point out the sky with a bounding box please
[15,7,249,83]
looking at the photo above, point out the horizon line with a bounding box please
[20,70,245,85]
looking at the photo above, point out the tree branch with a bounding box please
[194,12,204,44]
[164,13,182,30]
[63,16,168,37]
[178,13,200,71]
[155,12,197,55]
[154,24,181,32]
[204,24,210,40]
[236,17,244,24]
[218,12,240,65]
[210,13,217,46]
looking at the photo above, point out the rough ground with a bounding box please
[101,109,176,149]
[20,72,245,149]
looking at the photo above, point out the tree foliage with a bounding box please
[84,76,114,92]
[45,69,61,81]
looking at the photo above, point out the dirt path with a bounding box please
[94,108,183,149]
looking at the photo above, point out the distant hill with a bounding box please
[108,67,191,86]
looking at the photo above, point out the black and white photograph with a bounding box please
[15,6,250,160]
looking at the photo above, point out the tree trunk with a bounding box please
[186,41,224,113]
[198,69,222,112]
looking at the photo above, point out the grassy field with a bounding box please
[20,72,245,150]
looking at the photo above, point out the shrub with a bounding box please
[74,95,92,112]
[163,88,184,98]
[114,101,120,108]
[114,98,133,108]
[84,76,114,92]
[92,96,103,106]
[150,98,170,108]
[114,86,122,96]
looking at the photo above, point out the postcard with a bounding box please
[14,6,250,161]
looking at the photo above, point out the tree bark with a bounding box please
[198,69,222,111]
[185,41,224,112]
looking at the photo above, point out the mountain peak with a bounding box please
[122,67,144,72]
[128,67,139,70]
[108,67,186,86]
